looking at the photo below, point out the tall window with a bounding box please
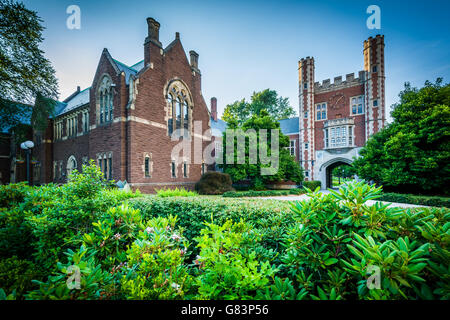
[351,96,364,115]
[167,95,174,135]
[183,161,188,178]
[98,76,113,124]
[316,103,327,120]
[201,162,206,175]
[286,140,296,156]
[165,80,192,136]
[171,161,176,178]
[83,111,89,133]
[108,157,112,180]
[144,154,152,178]
[176,98,182,131]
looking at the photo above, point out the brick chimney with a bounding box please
[211,97,217,121]
[144,17,162,66]
[189,50,199,70]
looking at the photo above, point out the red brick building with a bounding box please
[296,34,386,188]
[33,18,212,193]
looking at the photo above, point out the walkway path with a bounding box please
[254,190,429,209]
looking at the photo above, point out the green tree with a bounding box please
[353,79,450,194]
[222,89,295,125]
[0,0,58,133]
[220,110,303,189]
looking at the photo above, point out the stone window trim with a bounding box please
[315,102,327,121]
[96,74,114,126]
[286,139,296,156]
[182,158,190,178]
[143,152,153,178]
[170,160,177,178]
[66,155,77,178]
[96,152,113,180]
[164,79,194,138]
[350,95,365,115]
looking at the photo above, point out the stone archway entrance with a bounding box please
[318,157,353,189]
[325,161,352,189]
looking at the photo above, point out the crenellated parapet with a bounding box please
[314,71,366,93]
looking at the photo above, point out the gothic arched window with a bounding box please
[164,80,193,137]
[67,155,77,178]
[98,75,113,124]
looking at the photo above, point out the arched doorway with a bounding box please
[326,162,353,189]
[319,157,353,189]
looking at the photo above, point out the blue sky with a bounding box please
[23,0,450,122]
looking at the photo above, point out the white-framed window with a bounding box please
[305,143,309,150]
[324,125,354,148]
[305,170,309,178]
[373,99,378,107]
[286,140,296,156]
[351,95,364,115]
[315,103,327,120]
[304,111,308,118]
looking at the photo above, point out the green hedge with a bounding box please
[302,180,321,190]
[378,192,450,208]
[222,188,305,198]
[127,196,295,255]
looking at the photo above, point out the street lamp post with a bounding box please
[20,140,34,185]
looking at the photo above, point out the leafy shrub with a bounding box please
[128,196,294,260]
[378,192,450,208]
[26,245,116,300]
[193,219,275,299]
[156,187,198,198]
[0,182,30,208]
[194,172,234,195]
[0,257,42,299]
[302,180,321,190]
[121,216,193,299]
[278,181,450,299]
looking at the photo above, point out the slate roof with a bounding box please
[278,117,299,134]
[55,57,145,117]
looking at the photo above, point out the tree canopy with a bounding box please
[222,89,295,126]
[220,110,303,189]
[352,79,450,194]
[0,0,58,133]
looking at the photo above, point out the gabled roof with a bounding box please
[55,88,90,117]
[278,117,299,134]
